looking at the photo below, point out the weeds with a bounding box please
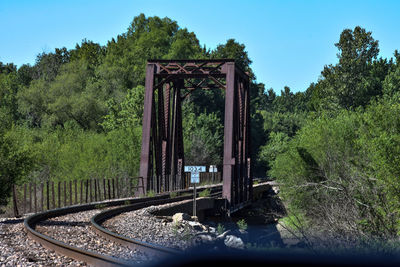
[199,188,211,197]
[217,223,225,235]
[237,219,248,231]
[146,190,156,197]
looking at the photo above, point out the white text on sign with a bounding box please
[184,166,206,184]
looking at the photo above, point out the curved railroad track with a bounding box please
[24,185,222,266]
[91,186,222,258]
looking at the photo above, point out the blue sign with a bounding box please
[185,166,205,184]
[184,166,206,173]
[191,173,200,183]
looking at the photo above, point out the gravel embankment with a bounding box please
[0,216,84,266]
[35,209,150,263]
[103,202,200,250]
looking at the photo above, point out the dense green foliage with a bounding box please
[1,14,400,249]
[267,27,400,250]
[0,14,263,205]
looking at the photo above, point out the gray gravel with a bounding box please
[35,208,150,264]
[103,201,204,250]
[0,216,83,266]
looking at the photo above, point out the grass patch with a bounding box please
[198,188,211,197]
[146,190,156,197]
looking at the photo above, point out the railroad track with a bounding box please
[24,185,222,266]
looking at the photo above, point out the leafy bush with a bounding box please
[270,100,400,250]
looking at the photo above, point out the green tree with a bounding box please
[0,71,21,124]
[183,108,224,166]
[311,26,389,110]
[101,85,145,131]
[211,38,254,79]
[70,39,105,68]
[0,127,33,205]
[382,50,400,98]
[33,47,70,81]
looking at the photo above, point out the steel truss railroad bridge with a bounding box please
[139,59,252,214]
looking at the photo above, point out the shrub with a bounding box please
[269,102,400,251]
[237,219,248,231]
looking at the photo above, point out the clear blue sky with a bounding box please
[1,0,399,93]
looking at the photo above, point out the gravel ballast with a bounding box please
[0,216,83,266]
[103,200,206,250]
[35,208,150,263]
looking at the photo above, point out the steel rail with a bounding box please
[24,185,222,266]
[91,186,222,258]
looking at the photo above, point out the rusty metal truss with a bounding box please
[139,59,252,214]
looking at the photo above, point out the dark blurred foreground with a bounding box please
[145,248,400,267]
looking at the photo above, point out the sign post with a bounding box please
[184,166,205,218]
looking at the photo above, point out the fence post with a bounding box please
[46,182,50,210]
[69,181,72,205]
[34,183,37,213]
[93,179,97,201]
[85,179,89,203]
[29,183,32,212]
[12,184,19,217]
[58,181,61,208]
[40,183,44,211]
[116,177,119,199]
[80,180,83,204]
[143,177,146,195]
[127,177,131,197]
[74,180,77,204]
[97,179,101,201]
[51,181,55,209]
[108,179,111,199]
[103,179,107,200]
[89,179,93,202]
[23,184,27,215]
[111,179,115,199]
[64,181,67,207]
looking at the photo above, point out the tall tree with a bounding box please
[312,26,389,110]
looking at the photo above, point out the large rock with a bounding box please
[224,235,245,249]
[187,221,207,231]
[172,213,191,225]
[196,233,215,244]
[216,230,231,240]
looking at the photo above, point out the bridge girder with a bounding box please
[139,59,252,213]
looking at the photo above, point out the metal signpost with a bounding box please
[184,166,206,217]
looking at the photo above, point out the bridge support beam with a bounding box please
[139,60,252,214]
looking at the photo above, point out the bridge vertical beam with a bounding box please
[139,63,156,195]
[174,80,185,190]
[222,62,235,212]
[246,78,253,202]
